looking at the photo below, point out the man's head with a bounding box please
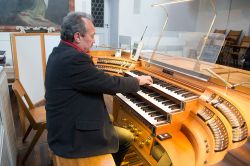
[61,12,95,52]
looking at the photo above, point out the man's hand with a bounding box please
[136,75,153,85]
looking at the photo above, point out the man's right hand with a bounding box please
[136,75,153,85]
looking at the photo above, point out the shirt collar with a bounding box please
[61,40,92,59]
[61,40,85,53]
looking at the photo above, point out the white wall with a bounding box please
[166,0,199,32]
[118,0,250,53]
[197,0,250,35]
[109,0,119,48]
[226,0,250,35]
[118,0,167,42]
[118,0,200,50]
[2,0,250,65]
[211,0,230,31]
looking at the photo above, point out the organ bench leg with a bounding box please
[52,154,116,166]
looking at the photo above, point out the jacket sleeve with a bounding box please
[67,54,140,94]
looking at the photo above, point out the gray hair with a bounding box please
[60,12,93,42]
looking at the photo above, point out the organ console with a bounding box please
[90,50,250,166]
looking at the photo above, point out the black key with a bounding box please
[141,88,154,94]
[166,86,179,91]
[155,116,167,122]
[162,101,173,106]
[149,112,161,117]
[148,92,160,97]
[160,83,172,88]
[182,92,196,98]
[154,96,166,102]
[136,103,147,107]
[139,104,149,108]
[152,78,165,84]
[169,104,180,110]
[130,98,141,103]
[142,106,155,112]
[175,89,189,95]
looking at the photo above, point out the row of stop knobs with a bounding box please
[121,118,152,148]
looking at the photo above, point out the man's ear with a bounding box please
[73,32,81,43]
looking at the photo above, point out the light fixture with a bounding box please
[149,0,193,62]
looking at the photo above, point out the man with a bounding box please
[45,12,153,166]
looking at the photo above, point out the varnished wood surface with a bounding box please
[156,131,196,166]
[89,50,131,60]
[53,154,115,166]
[140,52,250,93]
[9,82,249,166]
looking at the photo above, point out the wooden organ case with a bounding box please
[90,50,250,166]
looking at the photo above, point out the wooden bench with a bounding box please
[53,154,116,166]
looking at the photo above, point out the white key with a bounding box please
[116,93,168,125]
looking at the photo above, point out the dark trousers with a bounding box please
[112,126,133,166]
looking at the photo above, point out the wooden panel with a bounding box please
[53,154,115,166]
[11,33,45,104]
[11,33,60,104]
[157,131,195,166]
[44,33,60,63]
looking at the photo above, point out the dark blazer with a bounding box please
[45,42,139,158]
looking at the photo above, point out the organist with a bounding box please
[45,11,153,166]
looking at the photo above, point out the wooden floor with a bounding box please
[10,88,250,166]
